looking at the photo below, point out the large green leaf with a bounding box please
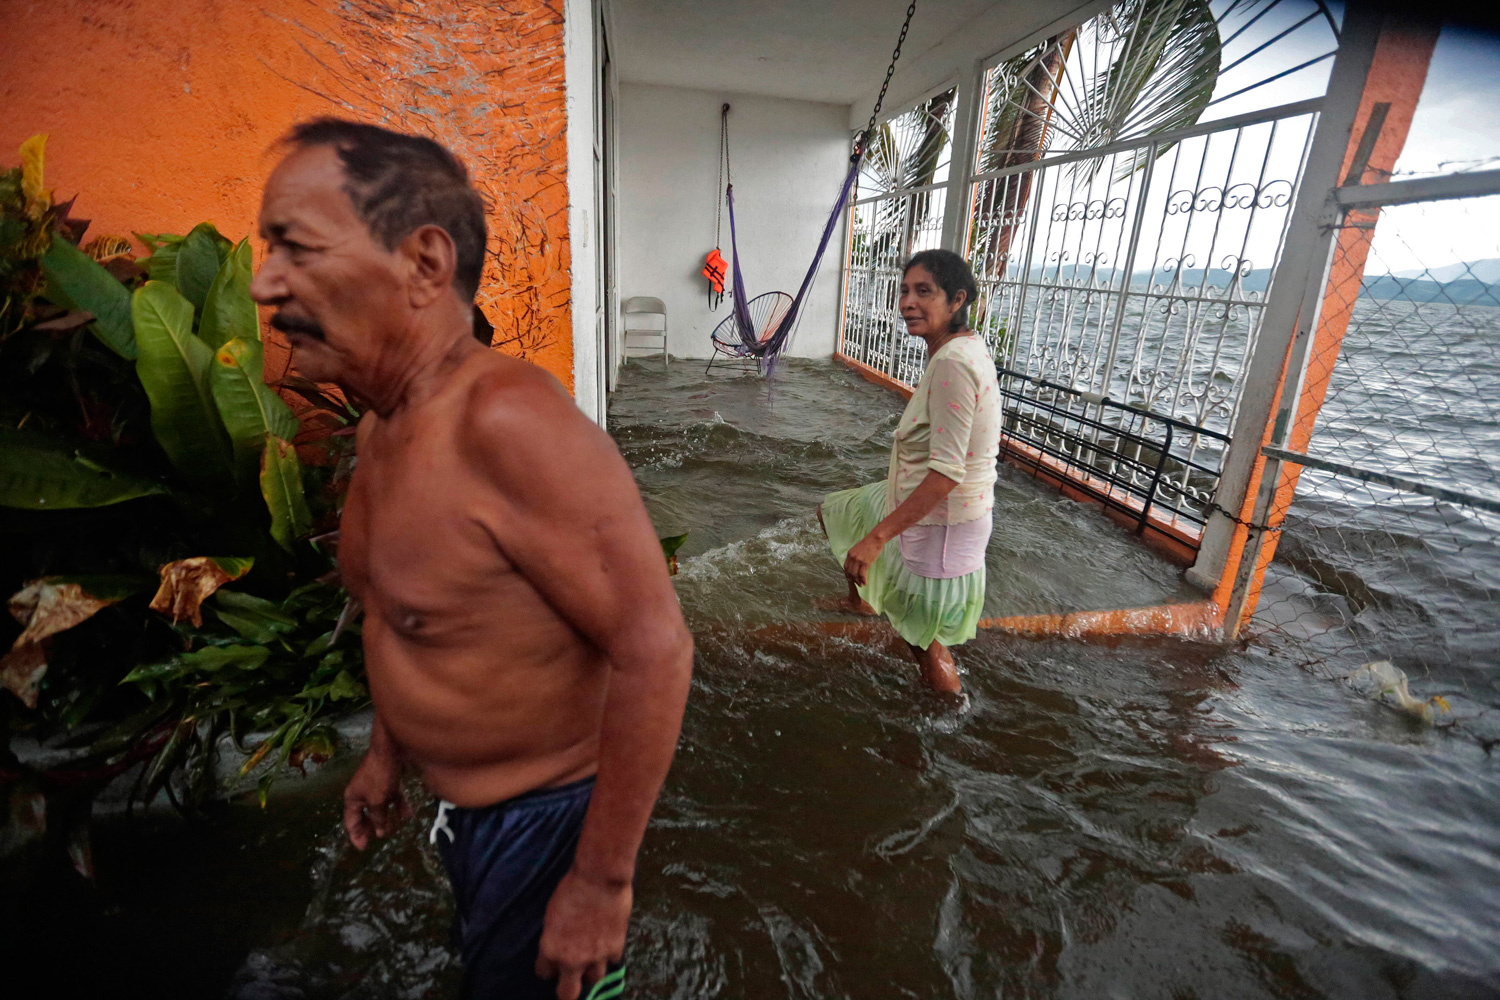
[210,556,256,579]
[260,434,311,551]
[199,239,259,350]
[328,670,366,701]
[122,643,271,683]
[137,232,184,286]
[0,429,166,509]
[132,280,233,489]
[40,237,136,359]
[659,531,689,576]
[175,223,231,311]
[211,588,298,643]
[49,574,152,602]
[211,337,299,485]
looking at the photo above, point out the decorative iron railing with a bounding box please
[996,366,1232,544]
[840,184,948,386]
[839,88,958,387]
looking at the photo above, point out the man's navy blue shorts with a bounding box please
[430,776,625,1000]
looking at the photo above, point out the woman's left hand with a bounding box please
[844,533,886,588]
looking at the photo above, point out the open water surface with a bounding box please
[7,351,1498,998]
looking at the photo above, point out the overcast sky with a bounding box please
[1373,26,1500,274]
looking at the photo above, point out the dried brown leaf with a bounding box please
[3,579,121,708]
[147,557,251,627]
[0,642,49,708]
[8,579,115,645]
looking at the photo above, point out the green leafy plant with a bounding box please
[1,135,84,343]
[0,136,360,833]
[660,532,689,576]
[119,578,365,810]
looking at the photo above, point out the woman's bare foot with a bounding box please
[909,640,962,693]
[814,594,879,616]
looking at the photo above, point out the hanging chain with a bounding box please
[1208,500,1283,534]
[716,104,729,246]
[856,1,918,157]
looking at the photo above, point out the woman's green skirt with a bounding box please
[820,481,986,649]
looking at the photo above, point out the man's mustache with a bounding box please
[270,312,326,340]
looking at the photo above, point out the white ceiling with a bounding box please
[610,0,1012,106]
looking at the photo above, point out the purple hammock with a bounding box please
[723,150,864,362]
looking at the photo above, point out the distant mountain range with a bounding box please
[1023,256,1499,306]
[1360,275,1499,305]
[1392,257,1500,283]
[1373,256,1500,303]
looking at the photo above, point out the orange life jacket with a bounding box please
[702,248,727,294]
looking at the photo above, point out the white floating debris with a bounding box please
[1346,660,1451,724]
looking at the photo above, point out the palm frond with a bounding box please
[1070,0,1223,179]
[976,39,1072,173]
[974,0,1225,183]
[860,89,956,196]
[1109,0,1221,170]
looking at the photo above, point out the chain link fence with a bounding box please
[1247,192,1500,744]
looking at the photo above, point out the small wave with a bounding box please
[675,517,826,586]
[614,417,878,472]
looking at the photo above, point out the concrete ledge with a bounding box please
[7,706,375,819]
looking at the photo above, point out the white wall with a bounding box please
[565,0,601,422]
[618,83,851,360]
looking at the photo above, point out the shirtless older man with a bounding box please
[249,119,693,1000]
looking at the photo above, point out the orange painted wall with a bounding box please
[0,0,574,390]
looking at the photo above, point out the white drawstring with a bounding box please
[429,800,456,845]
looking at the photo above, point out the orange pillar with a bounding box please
[1225,15,1440,635]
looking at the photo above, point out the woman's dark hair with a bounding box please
[904,249,979,332]
[281,118,488,301]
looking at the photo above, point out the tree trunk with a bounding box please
[979,29,1076,282]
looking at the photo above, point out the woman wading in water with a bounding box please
[818,250,1001,693]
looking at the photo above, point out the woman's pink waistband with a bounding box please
[897,512,992,579]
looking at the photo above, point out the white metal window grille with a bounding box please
[838,0,1342,551]
[839,87,958,387]
[970,0,1340,546]
[973,107,1320,539]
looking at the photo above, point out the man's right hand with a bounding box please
[343,742,410,850]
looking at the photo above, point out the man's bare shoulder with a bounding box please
[463,351,573,413]
[460,352,590,440]
[456,352,614,489]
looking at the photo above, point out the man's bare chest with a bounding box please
[339,442,512,614]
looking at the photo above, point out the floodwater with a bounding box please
[8,350,1499,998]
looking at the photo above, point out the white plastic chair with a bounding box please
[622,296,668,366]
